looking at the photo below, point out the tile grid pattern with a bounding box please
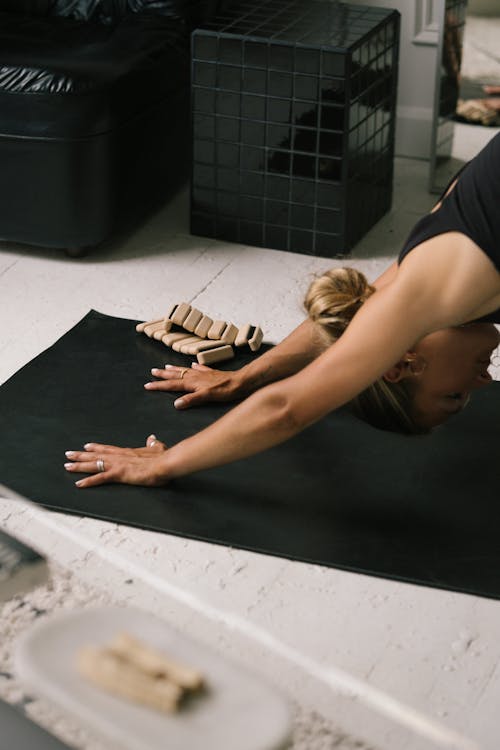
[191,0,399,257]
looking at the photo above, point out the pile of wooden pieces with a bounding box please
[77,631,204,713]
[136,302,263,365]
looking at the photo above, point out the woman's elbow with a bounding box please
[261,389,308,436]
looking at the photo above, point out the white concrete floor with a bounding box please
[1,120,500,750]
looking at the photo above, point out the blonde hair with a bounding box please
[304,267,425,434]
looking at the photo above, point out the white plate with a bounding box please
[15,606,291,750]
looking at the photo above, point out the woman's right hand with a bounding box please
[144,363,243,409]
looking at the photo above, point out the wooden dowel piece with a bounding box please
[77,647,182,713]
[172,336,203,352]
[136,318,163,333]
[183,339,225,355]
[182,309,203,333]
[194,315,214,339]
[109,633,204,691]
[248,325,264,352]
[153,320,172,340]
[170,302,191,327]
[162,332,193,347]
[197,345,234,365]
[235,323,253,347]
[143,320,167,338]
[165,302,178,320]
[207,320,227,340]
[180,338,210,354]
[220,322,238,345]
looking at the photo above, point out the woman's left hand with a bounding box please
[64,434,169,488]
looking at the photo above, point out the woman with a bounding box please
[65,134,500,488]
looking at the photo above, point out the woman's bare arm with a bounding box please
[66,232,500,487]
[160,237,500,477]
[155,274,433,479]
[68,276,428,486]
[145,317,328,408]
[145,263,397,409]
[220,317,327,391]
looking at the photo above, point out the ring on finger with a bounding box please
[96,458,105,473]
[179,368,188,380]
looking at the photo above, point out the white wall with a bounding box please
[346,0,443,159]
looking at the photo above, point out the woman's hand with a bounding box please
[64,434,169,488]
[144,363,242,409]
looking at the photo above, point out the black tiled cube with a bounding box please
[191,0,400,257]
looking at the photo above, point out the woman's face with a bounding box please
[410,323,500,429]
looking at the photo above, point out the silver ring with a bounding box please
[96,458,105,473]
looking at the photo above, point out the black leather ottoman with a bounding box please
[0,1,199,254]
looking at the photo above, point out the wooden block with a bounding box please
[164,302,178,320]
[162,331,193,347]
[77,647,182,713]
[220,322,238,345]
[108,632,204,691]
[197,345,234,365]
[235,323,252,347]
[207,320,227,340]
[193,315,214,339]
[179,337,212,354]
[153,320,172,340]
[234,324,263,350]
[172,336,203,352]
[248,325,264,352]
[169,302,191,326]
[136,317,163,333]
[183,339,226,355]
[144,320,167,338]
[182,308,203,333]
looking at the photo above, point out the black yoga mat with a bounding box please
[1,310,499,599]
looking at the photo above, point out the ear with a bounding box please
[383,361,410,384]
[383,352,426,383]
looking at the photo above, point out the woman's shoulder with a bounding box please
[398,212,446,266]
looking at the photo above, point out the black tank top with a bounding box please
[399,133,500,323]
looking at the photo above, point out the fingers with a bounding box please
[144,363,218,397]
[65,458,105,472]
[143,379,178,391]
[190,363,212,372]
[64,454,114,488]
[173,390,209,410]
[144,365,192,392]
[65,438,167,464]
[75,443,134,455]
[144,362,235,409]
[73,472,111,488]
[64,449,166,488]
[146,434,167,451]
[65,450,97,463]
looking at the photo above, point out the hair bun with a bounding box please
[304,267,375,340]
